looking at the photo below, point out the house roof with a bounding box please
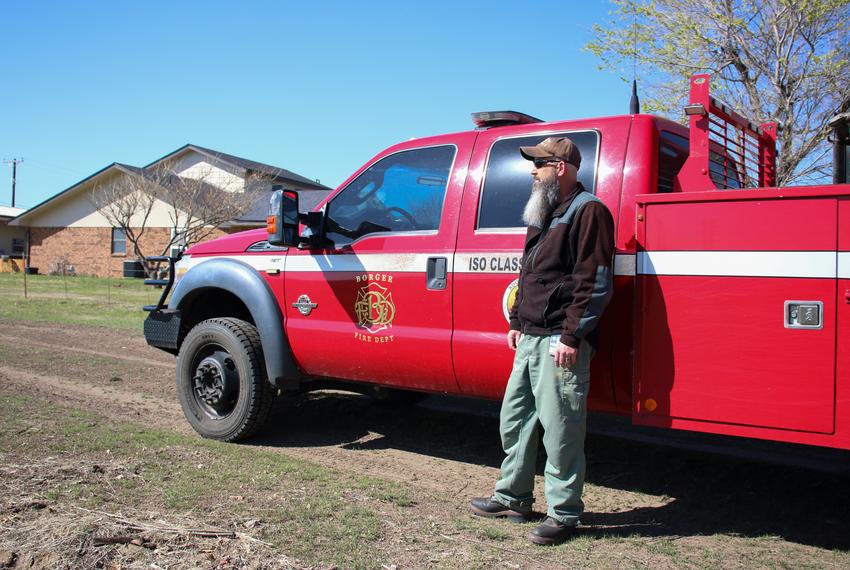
[0,206,25,220]
[145,144,332,191]
[8,163,140,226]
[9,146,332,226]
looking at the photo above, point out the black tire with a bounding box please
[176,318,275,442]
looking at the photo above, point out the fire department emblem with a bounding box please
[355,281,396,334]
[502,278,519,323]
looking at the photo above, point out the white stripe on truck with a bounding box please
[839,252,850,280]
[181,251,848,279]
[637,251,837,279]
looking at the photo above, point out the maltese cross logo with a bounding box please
[354,281,396,334]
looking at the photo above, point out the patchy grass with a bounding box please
[0,393,414,568]
[3,300,850,568]
[0,273,156,330]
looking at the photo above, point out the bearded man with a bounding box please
[470,137,615,545]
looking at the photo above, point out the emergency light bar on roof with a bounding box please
[471,111,544,129]
[675,74,777,192]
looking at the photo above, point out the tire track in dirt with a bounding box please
[0,319,667,515]
[0,333,173,369]
[0,319,168,357]
[0,365,189,434]
[0,328,503,504]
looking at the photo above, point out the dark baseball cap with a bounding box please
[519,137,581,169]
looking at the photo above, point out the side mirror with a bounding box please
[267,189,300,247]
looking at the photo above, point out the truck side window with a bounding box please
[658,131,689,193]
[477,131,599,230]
[325,145,456,247]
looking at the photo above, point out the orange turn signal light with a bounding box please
[266,215,277,234]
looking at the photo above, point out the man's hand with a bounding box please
[552,342,578,368]
[507,330,522,351]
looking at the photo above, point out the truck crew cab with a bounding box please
[144,75,850,451]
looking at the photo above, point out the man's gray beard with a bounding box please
[522,178,561,227]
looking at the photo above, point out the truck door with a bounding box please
[452,126,613,401]
[283,134,475,393]
[635,195,838,436]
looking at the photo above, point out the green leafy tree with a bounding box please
[587,0,850,185]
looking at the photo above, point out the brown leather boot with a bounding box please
[528,516,576,545]
[469,497,532,522]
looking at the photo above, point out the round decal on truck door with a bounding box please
[502,278,519,323]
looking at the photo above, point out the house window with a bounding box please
[11,238,24,255]
[111,228,126,254]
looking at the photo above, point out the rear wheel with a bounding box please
[176,318,274,441]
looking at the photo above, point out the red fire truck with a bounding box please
[144,74,850,451]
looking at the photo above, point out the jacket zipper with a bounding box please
[542,282,563,328]
[527,222,552,271]
[527,241,544,272]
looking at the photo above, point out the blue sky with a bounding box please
[0,0,632,209]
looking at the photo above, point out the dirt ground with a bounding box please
[1,318,849,569]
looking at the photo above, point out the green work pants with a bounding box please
[492,334,592,526]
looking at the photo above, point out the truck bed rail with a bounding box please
[676,74,777,192]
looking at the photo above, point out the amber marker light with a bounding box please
[644,398,658,412]
[266,215,277,234]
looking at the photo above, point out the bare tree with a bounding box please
[587,0,850,185]
[89,167,157,270]
[91,163,261,277]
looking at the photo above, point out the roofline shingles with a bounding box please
[146,144,332,191]
[11,146,332,224]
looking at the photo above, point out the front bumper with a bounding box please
[144,309,182,352]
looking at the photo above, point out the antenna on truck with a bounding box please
[629,1,640,114]
[630,80,641,114]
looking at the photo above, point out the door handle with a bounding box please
[845,290,850,304]
[426,257,447,290]
[784,300,823,329]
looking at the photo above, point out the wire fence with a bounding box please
[0,272,163,330]
[0,272,160,309]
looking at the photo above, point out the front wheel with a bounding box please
[176,318,274,442]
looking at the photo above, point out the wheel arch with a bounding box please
[170,257,299,389]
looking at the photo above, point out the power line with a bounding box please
[25,158,86,177]
[2,158,24,208]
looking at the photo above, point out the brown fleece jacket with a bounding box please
[508,183,615,349]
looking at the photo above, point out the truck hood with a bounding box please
[185,228,269,256]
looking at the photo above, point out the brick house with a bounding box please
[9,145,331,277]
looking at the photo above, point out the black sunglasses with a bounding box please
[532,158,562,168]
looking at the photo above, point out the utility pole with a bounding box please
[3,158,23,207]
